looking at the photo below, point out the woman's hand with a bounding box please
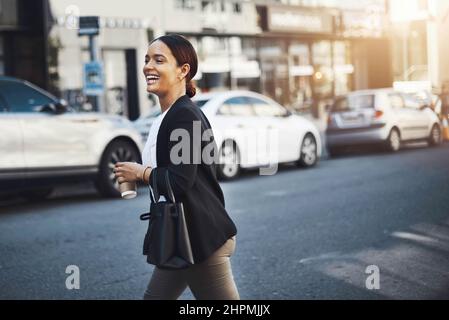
[114,162,146,183]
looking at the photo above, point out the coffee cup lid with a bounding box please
[121,190,137,200]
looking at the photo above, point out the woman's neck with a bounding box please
[159,86,186,113]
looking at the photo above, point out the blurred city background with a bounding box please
[1,0,449,300]
[1,0,448,119]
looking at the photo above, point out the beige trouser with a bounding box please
[143,236,240,300]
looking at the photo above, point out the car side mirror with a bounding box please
[36,103,56,113]
[55,99,68,114]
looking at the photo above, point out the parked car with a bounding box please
[326,88,442,157]
[135,90,322,180]
[0,76,143,199]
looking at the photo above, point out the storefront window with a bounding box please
[238,38,261,92]
[333,41,353,96]
[196,36,231,92]
[289,42,313,111]
[103,50,127,116]
[391,21,428,82]
[259,39,289,106]
[312,41,333,99]
[195,36,260,93]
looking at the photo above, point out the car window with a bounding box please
[402,93,422,109]
[249,97,287,117]
[194,99,210,108]
[388,94,404,109]
[0,81,55,113]
[218,97,254,116]
[332,94,375,112]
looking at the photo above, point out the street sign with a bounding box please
[78,16,100,36]
[83,61,104,96]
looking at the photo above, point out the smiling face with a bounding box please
[143,40,189,98]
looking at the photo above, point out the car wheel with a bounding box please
[95,140,140,198]
[385,128,401,152]
[298,134,318,167]
[217,142,240,181]
[20,188,54,201]
[428,124,442,146]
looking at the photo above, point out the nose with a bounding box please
[143,61,155,73]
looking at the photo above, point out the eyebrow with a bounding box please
[145,54,167,60]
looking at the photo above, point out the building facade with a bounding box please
[0,0,52,90]
[4,0,393,120]
[161,0,392,117]
[389,0,449,92]
[253,0,392,116]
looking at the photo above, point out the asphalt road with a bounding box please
[1,142,449,300]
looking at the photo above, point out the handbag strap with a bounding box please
[164,170,176,204]
[148,168,177,204]
[149,168,158,203]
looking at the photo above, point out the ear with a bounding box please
[178,63,191,81]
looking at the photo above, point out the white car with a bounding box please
[194,91,322,180]
[0,76,143,199]
[326,88,442,156]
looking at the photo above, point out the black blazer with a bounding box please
[149,95,237,264]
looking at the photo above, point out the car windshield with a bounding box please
[194,99,210,108]
[332,94,375,112]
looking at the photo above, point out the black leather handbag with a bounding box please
[140,170,194,269]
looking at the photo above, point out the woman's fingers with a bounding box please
[114,163,126,174]
[115,162,127,169]
[113,162,140,183]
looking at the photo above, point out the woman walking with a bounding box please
[113,34,239,300]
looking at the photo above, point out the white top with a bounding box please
[142,109,169,168]
[142,108,170,202]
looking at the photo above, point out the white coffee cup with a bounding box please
[119,181,137,199]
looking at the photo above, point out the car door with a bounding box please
[0,80,91,171]
[0,92,26,187]
[249,96,299,163]
[402,93,431,139]
[213,96,260,167]
[388,93,415,141]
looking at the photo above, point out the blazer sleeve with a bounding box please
[149,107,201,199]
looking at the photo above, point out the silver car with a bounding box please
[326,88,442,157]
[0,76,143,200]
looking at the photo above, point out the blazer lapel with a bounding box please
[156,95,190,167]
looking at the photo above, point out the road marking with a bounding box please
[299,252,343,264]
[391,231,438,244]
[265,191,289,197]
